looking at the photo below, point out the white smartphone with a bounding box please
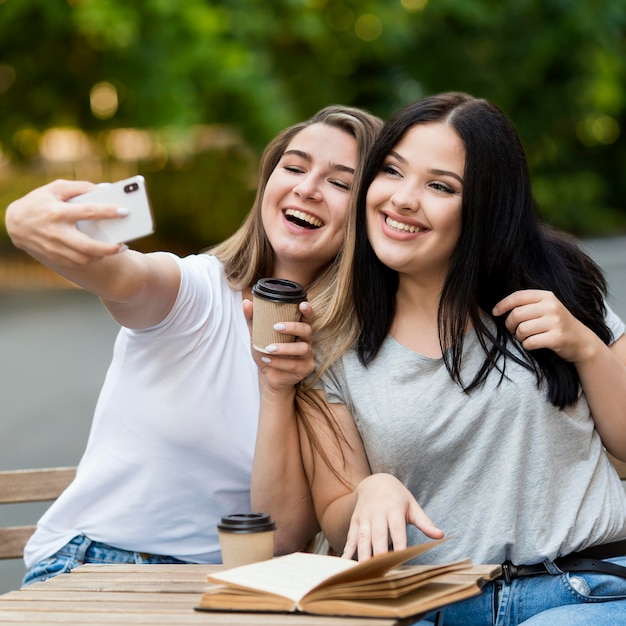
[71,175,155,244]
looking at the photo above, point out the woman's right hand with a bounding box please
[5,179,125,266]
[243,299,315,395]
[343,473,444,561]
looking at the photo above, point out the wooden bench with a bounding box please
[0,467,76,560]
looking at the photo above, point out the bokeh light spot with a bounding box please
[106,128,159,161]
[40,128,92,161]
[90,82,119,120]
[577,115,620,147]
[401,0,428,11]
[355,14,382,41]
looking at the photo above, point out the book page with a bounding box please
[303,579,482,619]
[207,552,357,603]
[304,560,472,601]
[309,537,452,592]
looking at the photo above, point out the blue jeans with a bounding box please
[413,556,626,626]
[22,535,187,586]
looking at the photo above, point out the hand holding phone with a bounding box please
[70,175,155,244]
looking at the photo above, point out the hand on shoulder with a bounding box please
[493,289,601,364]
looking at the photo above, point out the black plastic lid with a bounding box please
[217,513,276,534]
[251,278,307,304]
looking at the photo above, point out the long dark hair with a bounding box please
[354,92,610,408]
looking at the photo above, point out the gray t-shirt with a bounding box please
[320,308,626,566]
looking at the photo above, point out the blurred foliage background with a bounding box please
[1,0,626,258]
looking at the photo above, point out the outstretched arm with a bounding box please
[5,179,180,329]
[494,289,626,460]
[299,390,443,561]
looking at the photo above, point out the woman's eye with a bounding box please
[284,165,304,174]
[430,182,456,194]
[330,179,351,191]
[381,164,401,177]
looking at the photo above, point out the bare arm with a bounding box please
[299,391,443,561]
[494,289,626,460]
[247,300,321,554]
[5,179,180,328]
[577,334,626,459]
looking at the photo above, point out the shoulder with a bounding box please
[175,253,229,289]
[152,253,236,331]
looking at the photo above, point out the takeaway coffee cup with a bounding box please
[217,513,276,568]
[251,278,307,353]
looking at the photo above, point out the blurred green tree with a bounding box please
[1,0,625,252]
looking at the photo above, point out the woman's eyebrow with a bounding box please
[283,149,311,161]
[283,149,354,174]
[388,149,406,164]
[430,168,463,184]
[388,150,463,184]
[334,164,355,174]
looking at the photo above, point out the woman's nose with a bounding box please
[294,174,323,201]
[391,182,420,212]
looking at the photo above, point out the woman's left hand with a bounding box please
[343,473,444,562]
[243,299,315,392]
[493,289,597,364]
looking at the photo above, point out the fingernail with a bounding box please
[116,207,130,216]
[117,244,129,254]
[265,345,278,353]
[300,302,310,311]
[273,323,286,331]
[261,356,271,363]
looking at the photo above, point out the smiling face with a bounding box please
[261,122,358,285]
[366,122,465,283]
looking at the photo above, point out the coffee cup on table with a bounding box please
[251,278,307,353]
[217,513,276,569]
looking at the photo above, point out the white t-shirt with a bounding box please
[320,308,626,566]
[24,254,259,567]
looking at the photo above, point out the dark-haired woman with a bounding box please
[297,93,626,625]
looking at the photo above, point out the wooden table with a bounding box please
[0,563,417,625]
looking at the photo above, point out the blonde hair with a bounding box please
[210,107,382,482]
[210,105,383,315]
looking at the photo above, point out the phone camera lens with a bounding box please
[124,183,139,193]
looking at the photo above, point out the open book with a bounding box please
[196,538,501,619]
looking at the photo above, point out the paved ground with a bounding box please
[1,236,625,593]
[0,289,119,593]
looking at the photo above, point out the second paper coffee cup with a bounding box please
[251,278,307,353]
[217,513,276,569]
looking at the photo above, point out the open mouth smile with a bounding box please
[284,209,323,229]
[385,215,426,234]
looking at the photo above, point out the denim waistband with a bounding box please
[62,534,183,564]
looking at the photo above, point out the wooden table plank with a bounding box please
[0,610,391,625]
[0,590,202,603]
[0,563,407,626]
[0,606,403,625]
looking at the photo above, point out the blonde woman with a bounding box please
[5,105,382,584]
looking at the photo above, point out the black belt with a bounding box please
[500,539,626,584]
